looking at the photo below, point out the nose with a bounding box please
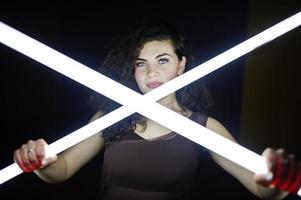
[147,64,159,77]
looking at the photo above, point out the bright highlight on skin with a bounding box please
[0,12,300,196]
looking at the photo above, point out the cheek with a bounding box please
[134,70,143,84]
[165,70,178,81]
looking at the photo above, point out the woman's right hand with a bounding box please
[13,139,57,173]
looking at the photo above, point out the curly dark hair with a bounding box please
[89,22,213,141]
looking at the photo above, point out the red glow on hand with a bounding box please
[271,155,301,194]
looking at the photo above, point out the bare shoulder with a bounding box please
[205,116,236,142]
[89,110,104,122]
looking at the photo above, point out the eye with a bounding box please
[135,62,146,68]
[158,58,169,64]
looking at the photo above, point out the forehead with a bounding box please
[138,40,175,57]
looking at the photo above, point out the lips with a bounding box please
[146,81,162,89]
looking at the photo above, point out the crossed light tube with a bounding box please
[0,12,300,196]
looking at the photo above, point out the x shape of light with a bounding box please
[0,12,300,196]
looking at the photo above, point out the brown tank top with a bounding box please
[97,112,208,200]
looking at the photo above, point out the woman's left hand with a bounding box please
[254,147,301,194]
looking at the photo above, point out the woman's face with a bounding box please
[134,40,186,94]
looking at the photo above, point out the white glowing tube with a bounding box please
[0,12,300,196]
[148,12,301,101]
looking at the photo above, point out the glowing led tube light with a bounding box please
[1,12,301,196]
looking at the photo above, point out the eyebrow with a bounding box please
[137,53,172,61]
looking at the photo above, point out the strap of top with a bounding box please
[117,112,208,142]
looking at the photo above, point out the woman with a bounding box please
[13,22,299,199]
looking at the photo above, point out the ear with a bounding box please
[178,56,187,75]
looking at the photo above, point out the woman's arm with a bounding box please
[206,117,288,199]
[14,111,105,183]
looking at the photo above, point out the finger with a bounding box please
[20,144,34,171]
[262,147,275,160]
[282,155,298,191]
[275,148,285,154]
[254,174,272,187]
[14,150,28,172]
[27,140,41,165]
[36,139,58,167]
[275,148,286,161]
[35,139,47,161]
[14,149,31,173]
[281,156,300,192]
[20,144,37,172]
[262,147,276,170]
[262,147,274,155]
[27,149,42,170]
[272,154,301,193]
[255,148,276,186]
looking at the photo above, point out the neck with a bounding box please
[135,92,192,133]
[146,93,192,127]
[157,93,187,115]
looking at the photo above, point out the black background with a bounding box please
[1,1,300,199]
